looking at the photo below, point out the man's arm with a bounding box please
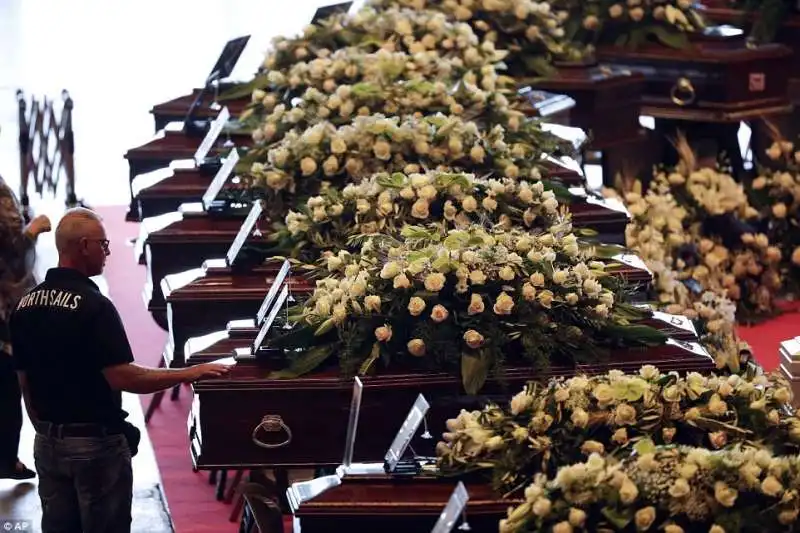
[94,301,231,394]
[103,362,229,394]
[16,371,38,423]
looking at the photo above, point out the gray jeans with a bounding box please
[34,431,132,533]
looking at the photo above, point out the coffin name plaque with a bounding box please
[225,201,263,267]
[193,106,230,166]
[431,482,470,533]
[201,148,240,211]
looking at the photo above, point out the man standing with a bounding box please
[9,207,232,533]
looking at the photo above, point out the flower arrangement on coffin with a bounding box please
[246,112,570,219]
[266,221,666,393]
[244,68,523,165]
[276,171,567,260]
[554,0,706,50]
[499,445,800,533]
[436,367,799,495]
[367,0,581,75]
[237,45,503,130]
[747,139,800,298]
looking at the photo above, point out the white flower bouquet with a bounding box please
[500,445,800,533]
[553,0,705,50]
[436,367,800,494]
[266,223,665,392]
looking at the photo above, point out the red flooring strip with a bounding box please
[96,204,796,532]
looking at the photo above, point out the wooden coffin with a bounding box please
[699,3,800,100]
[162,262,315,368]
[131,161,247,220]
[150,89,249,131]
[123,124,252,221]
[189,342,716,470]
[290,476,514,533]
[596,30,793,122]
[137,205,267,329]
[527,64,645,150]
[167,252,650,369]
[184,309,701,367]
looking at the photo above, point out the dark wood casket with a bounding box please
[698,2,800,101]
[136,205,269,329]
[150,89,249,131]
[289,476,515,533]
[596,29,793,122]
[131,162,246,220]
[162,262,315,368]
[189,341,716,470]
[123,124,251,221]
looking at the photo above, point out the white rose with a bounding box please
[374,325,392,342]
[407,339,426,357]
[464,329,485,350]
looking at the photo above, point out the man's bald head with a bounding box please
[55,208,109,276]
[55,208,104,254]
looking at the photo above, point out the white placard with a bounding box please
[202,149,240,209]
[431,482,470,533]
[194,106,230,165]
[651,311,698,336]
[256,260,291,326]
[667,338,712,359]
[342,377,364,467]
[225,201,263,266]
[384,394,430,472]
[612,253,652,275]
[252,285,289,352]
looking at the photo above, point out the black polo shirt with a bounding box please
[9,267,134,427]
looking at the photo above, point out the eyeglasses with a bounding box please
[85,238,110,252]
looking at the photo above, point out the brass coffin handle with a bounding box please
[251,414,293,449]
[670,77,696,107]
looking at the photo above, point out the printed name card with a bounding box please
[252,284,289,352]
[342,377,364,467]
[431,482,470,533]
[201,148,240,210]
[384,394,430,472]
[651,311,697,336]
[255,260,291,326]
[667,338,712,360]
[612,253,652,275]
[193,106,230,166]
[225,201,263,266]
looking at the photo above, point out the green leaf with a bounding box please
[218,74,272,101]
[358,342,381,375]
[268,345,333,379]
[314,317,337,336]
[461,351,490,395]
[648,25,690,50]
[601,506,632,529]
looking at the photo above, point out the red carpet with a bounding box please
[97,206,238,533]
[95,204,798,532]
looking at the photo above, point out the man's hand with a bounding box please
[25,214,51,237]
[184,362,233,382]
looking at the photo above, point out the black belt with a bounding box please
[36,422,123,439]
